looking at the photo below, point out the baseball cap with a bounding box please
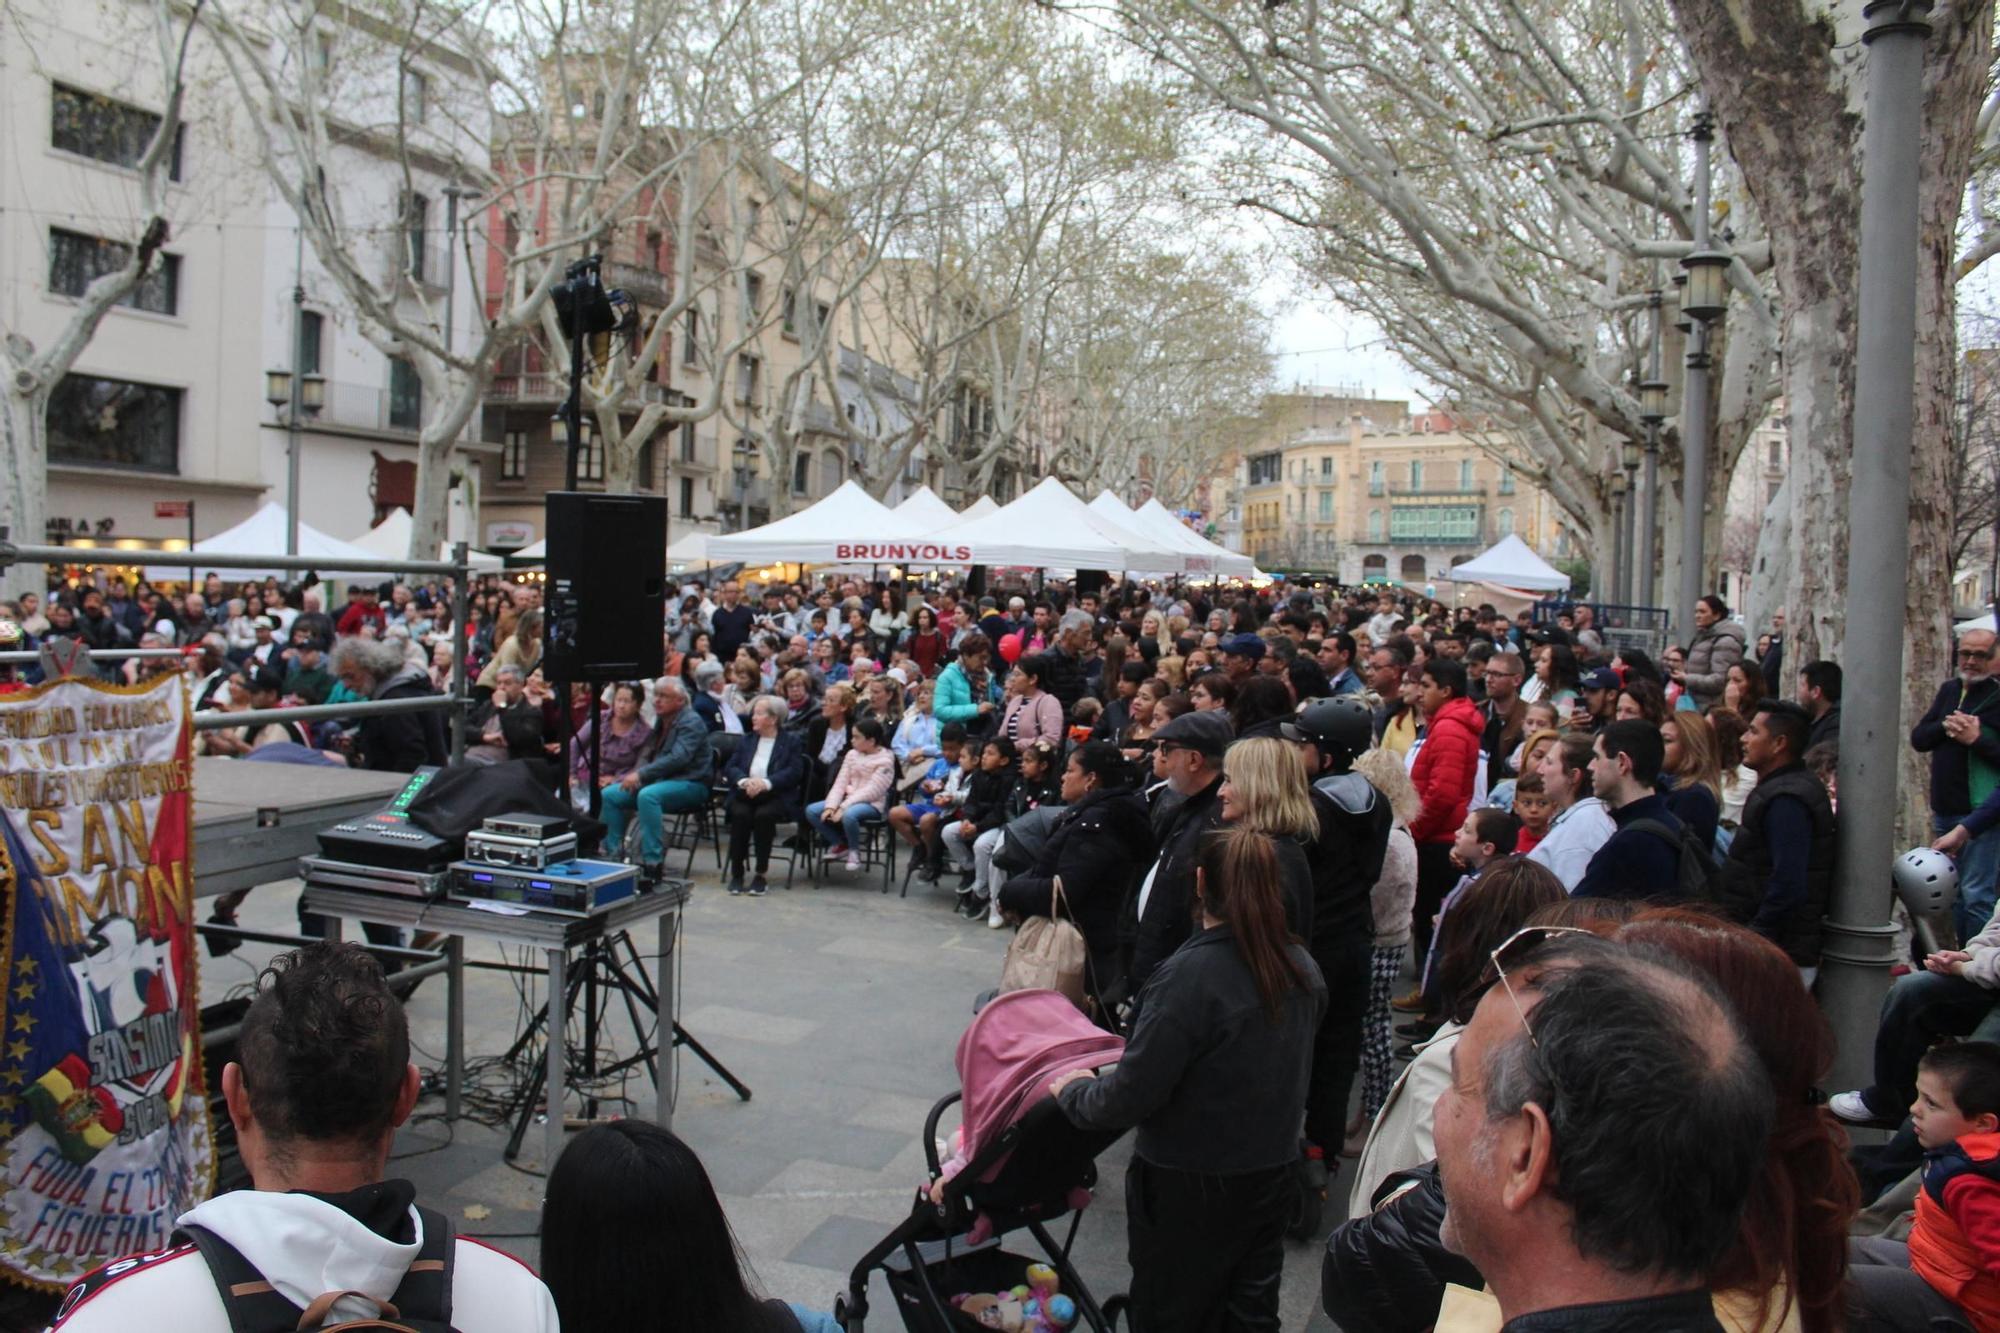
[1151,710,1234,758]
[252,615,276,630]
[1581,667,1622,692]
[1219,633,1267,660]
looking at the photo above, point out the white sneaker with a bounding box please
[986,903,1006,929]
[1827,1090,1883,1124]
[844,852,862,872]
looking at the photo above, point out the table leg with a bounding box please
[657,910,677,1133]
[546,945,567,1175]
[446,935,464,1122]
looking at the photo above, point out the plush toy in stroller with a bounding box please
[838,989,1129,1331]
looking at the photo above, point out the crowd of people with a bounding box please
[14,563,2000,1332]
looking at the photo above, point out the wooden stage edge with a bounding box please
[190,756,409,899]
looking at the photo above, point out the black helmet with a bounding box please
[1281,695,1373,766]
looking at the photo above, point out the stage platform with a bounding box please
[191,757,408,899]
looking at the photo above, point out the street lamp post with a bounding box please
[1678,105,1732,637]
[1821,0,1935,1094]
[1639,289,1671,609]
[264,364,325,551]
[1610,471,1630,603]
[732,440,758,532]
[1620,439,1641,604]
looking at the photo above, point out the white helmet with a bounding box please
[1893,847,1959,917]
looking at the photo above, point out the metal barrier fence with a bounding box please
[0,540,473,762]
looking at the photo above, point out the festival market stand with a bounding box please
[142,502,388,583]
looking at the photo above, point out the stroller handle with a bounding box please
[922,1089,964,1181]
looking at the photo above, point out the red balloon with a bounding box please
[998,631,1024,664]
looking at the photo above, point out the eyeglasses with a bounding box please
[1960,648,1994,660]
[1481,925,1597,1057]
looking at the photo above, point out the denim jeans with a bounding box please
[601,778,709,864]
[806,800,880,851]
[1935,813,2000,940]
[1860,966,2000,1117]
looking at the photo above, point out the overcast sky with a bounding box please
[1263,282,1434,410]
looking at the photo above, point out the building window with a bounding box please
[1369,460,1384,495]
[501,430,527,480]
[679,476,695,517]
[1320,456,1333,478]
[680,420,697,462]
[1460,459,1474,492]
[47,374,180,472]
[299,310,324,374]
[743,272,763,322]
[388,357,423,429]
[736,354,760,404]
[577,426,605,483]
[1409,459,1423,490]
[792,450,810,494]
[781,286,798,336]
[400,68,427,124]
[815,301,831,333]
[1367,509,1383,541]
[51,84,183,179]
[47,228,179,315]
[403,192,429,281]
[1318,490,1333,520]
[1390,504,1483,542]
[682,309,700,367]
[636,440,656,490]
[314,31,334,71]
[1768,440,1782,470]
[1499,462,1515,495]
[1496,507,1515,537]
[1246,451,1282,485]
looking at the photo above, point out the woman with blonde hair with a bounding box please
[1662,708,1724,851]
[1218,737,1320,937]
[1351,748,1421,1134]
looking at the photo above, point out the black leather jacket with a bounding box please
[1321,1163,1480,1333]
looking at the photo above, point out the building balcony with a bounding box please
[487,376,675,407]
[603,260,670,309]
[320,379,421,435]
[674,432,718,472]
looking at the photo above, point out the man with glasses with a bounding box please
[1430,931,1772,1331]
[1914,629,2000,938]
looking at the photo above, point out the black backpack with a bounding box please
[1627,818,1720,902]
[171,1205,458,1332]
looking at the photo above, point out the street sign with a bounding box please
[154,501,191,519]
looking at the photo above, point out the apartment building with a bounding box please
[1,0,492,555]
[1233,390,1568,583]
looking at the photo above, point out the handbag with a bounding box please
[999,875,1090,1011]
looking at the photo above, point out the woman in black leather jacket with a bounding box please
[997,741,1153,995]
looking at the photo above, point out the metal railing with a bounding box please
[0,541,472,762]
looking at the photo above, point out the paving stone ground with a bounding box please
[203,856,1349,1329]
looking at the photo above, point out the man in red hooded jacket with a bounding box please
[1407,658,1483,960]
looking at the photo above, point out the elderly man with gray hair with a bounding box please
[329,635,447,772]
[601,676,713,884]
[1041,606,1095,715]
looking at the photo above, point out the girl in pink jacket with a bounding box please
[807,717,898,871]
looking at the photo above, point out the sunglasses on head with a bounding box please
[1481,926,1601,1058]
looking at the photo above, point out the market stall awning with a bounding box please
[1441,534,1572,593]
[349,508,505,571]
[894,485,962,533]
[144,503,389,582]
[704,480,962,565]
[1119,496,1257,577]
[940,478,1188,570]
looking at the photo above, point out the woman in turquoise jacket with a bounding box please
[934,631,1000,732]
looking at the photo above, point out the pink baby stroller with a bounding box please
[837,989,1129,1331]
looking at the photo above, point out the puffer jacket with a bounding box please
[1682,620,1746,710]
[1409,695,1483,844]
[999,786,1155,966]
[1322,1163,1482,1333]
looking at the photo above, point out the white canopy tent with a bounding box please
[349,509,504,571]
[1440,534,1572,593]
[960,495,1001,520]
[666,529,713,565]
[939,477,1188,570]
[1116,496,1258,577]
[704,480,961,565]
[144,503,388,582]
[894,485,962,533]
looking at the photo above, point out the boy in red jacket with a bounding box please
[1851,1041,2000,1331]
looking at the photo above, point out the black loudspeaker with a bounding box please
[543,491,667,681]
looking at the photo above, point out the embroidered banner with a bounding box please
[0,672,212,1290]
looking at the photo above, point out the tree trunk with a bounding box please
[409,436,457,565]
[0,377,50,604]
